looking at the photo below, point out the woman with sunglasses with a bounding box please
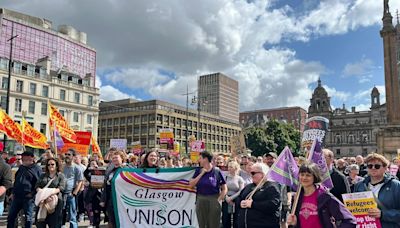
[236,163,281,228]
[287,162,356,228]
[354,153,400,228]
[35,158,66,228]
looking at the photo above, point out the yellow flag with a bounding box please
[48,101,77,142]
[21,119,49,149]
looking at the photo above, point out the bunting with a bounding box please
[21,118,49,149]
[48,102,77,142]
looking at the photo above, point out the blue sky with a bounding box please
[3,0,400,112]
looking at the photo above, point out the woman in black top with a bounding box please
[141,149,159,168]
[35,158,66,228]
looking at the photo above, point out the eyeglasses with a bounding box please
[65,153,72,156]
[250,171,262,176]
[47,163,56,167]
[16,158,21,161]
[367,164,382,169]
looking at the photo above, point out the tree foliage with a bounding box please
[244,119,301,157]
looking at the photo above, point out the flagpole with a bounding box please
[53,121,58,158]
[21,111,26,151]
[290,185,302,215]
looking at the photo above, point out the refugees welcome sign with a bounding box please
[112,167,198,228]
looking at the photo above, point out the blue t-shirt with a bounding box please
[63,164,83,193]
[193,167,226,195]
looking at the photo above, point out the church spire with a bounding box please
[317,77,321,87]
[382,0,394,31]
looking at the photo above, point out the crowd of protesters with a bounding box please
[0,145,400,228]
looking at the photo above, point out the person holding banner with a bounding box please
[189,151,227,228]
[100,150,127,228]
[141,149,159,169]
[236,163,281,228]
[354,153,400,228]
[287,162,356,228]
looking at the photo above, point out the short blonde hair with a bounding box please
[365,153,389,167]
[227,161,240,175]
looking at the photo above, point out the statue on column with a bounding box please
[384,0,389,14]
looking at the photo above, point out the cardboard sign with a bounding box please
[230,133,246,156]
[110,139,127,150]
[190,140,205,153]
[159,128,174,152]
[90,168,106,189]
[132,141,142,155]
[60,131,92,156]
[342,191,382,228]
[301,116,329,151]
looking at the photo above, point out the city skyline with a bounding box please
[2,0,400,112]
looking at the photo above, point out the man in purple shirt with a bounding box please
[189,151,227,228]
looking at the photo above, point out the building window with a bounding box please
[29,83,36,95]
[27,65,35,76]
[73,112,79,122]
[41,102,47,115]
[42,86,49,97]
[88,95,93,106]
[39,68,46,79]
[2,77,8,89]
[13,62,21,74]
[87,114,92,124]
[60,110,65,117]
[74,92,80,103]
[60,89,66,101]
[16,80,23,92]
[0,58,7,70]
[28,101,35,114]
[15,99,22,112]
[40,123,46,134]
[0,96,6,109]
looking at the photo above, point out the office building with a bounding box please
[98,99,242,154]
[198,73,239,123]
[0,8,99,151]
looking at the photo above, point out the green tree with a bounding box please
[244,119,301,157]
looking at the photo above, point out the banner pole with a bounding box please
[53,121,58,158]
[291,185,302,215]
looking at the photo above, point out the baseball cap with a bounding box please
[21,151,34,157]
[265,152,278,159]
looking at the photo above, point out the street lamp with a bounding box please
[191,95,207,140]
[3,23,19,148]
[181,85,195,154]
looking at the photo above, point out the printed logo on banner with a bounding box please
[112,168,198,228]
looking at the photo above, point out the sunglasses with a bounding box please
[367,164,382,169]
[16,158,21,161]
[250,171,262,176]
[47,163,56,167]
[65,153,72,156]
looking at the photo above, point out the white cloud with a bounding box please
[324,85,351,102]
[99,85,135,102]
[2,0,398,110]
[342,58,374,83]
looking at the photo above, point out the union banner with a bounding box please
[48,102,77,143]
[0,109,23,143]
[112,167,198,228]
[22,119,49,149]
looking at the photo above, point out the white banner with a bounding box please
[112,168,198,228]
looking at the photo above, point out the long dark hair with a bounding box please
[45,157,62,174]
[141,150,159,168]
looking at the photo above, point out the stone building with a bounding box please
[308,80,385,157]
[0,8,99,152]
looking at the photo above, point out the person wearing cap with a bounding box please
[7,151,42,228]
[1,151,9,164]
[263,152,277,167]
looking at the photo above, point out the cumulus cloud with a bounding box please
[99,85,135,101]
[342,58,375,83]
[324,85,351,102]
[2,0,398,110]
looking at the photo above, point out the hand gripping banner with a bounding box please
[112,167,198,228]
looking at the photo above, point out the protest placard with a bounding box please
[110,139,128,150]
[342,191,382,228]
[301,116,329,151]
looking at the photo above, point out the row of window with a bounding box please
[0,77,94,105]
[1,97,93,124]
[100,116,238,135]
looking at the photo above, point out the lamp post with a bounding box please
[3,23,19,148]
[191,95,207,140]
[181,85,195,154]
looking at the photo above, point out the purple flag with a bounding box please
[54,126,64,149]
[308,139,333,189]
[267,146,299,190]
